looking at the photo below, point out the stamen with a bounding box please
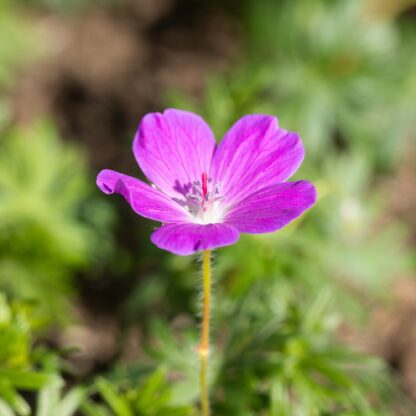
[182,173,223,223]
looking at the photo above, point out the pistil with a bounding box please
[201,171,208,212]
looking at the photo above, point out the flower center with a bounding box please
[184,172,224,224]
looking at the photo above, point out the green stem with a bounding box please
[199,250,211,416]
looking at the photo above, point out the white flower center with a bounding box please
[182,172,225,224]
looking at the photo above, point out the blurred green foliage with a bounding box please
[80,287,408,415]
[242,0,410,165]
[167,0,415,319]
[212,286,398,415]
[0,0,415,414]
[82,371,196,416]
[0,121,114,319]
[0,0,40,91]
[0,290,408,416]
[175,0,416,170]
[35,384,86,416]
[0,0,42,129]
[0,294,62,416]
[163,0,416,413]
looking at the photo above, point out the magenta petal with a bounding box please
[151,223,240,255]
[97,169,191,223]
[211,115,304,204]
[133,109,216,198]
[224,181,317,233]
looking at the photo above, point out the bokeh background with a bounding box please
[1,0,416,414]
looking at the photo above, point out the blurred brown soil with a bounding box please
[378,146,416,402]
[390,145,416,245]
[372,278,416,402]
[11,0,239,173]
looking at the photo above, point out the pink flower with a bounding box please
[97,109,317,255]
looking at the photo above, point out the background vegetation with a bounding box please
[1,0,416,414]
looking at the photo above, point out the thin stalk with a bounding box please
[199,249,211,416]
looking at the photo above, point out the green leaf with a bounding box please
[95,378,133,416]
[0,368,61,390]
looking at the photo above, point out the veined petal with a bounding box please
[97,169,190,223]
[133,109,216,198]
[151,223,240,255]
[224,181,317,233]
[211,115,304,205]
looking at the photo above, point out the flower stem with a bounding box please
[199,249,211,416]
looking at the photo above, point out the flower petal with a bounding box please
[133,109,216,198]
[211,115,304,205]
[151,223,240,255]
[224,181,317,233]
[97,169,191,223]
